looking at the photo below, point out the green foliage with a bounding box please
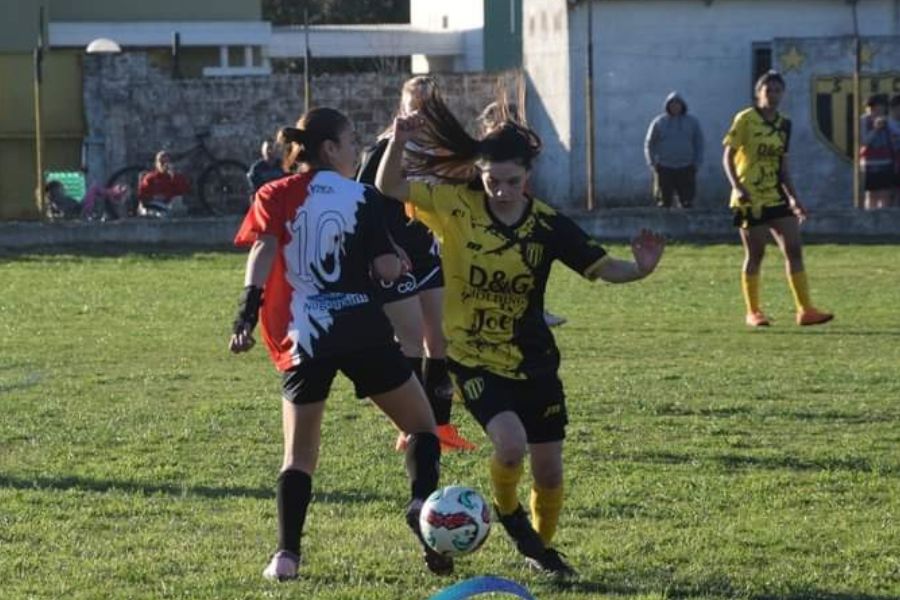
[262,0,409,25]
[1,245,899,599]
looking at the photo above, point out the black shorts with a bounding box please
[378,260,443,304]
[282,343,411,404]
[448,360,568,444]
[732,202,794,229]
[864,170,895,192]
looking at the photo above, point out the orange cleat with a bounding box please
[436,424,477,452]
[797,308,834,326]
[745,311,771,327]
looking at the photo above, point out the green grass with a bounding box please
[1,244,898,600]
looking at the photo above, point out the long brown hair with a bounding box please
[405,100,542,183]
[278,107,350,172]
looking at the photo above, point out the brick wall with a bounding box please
[83,52,520,182]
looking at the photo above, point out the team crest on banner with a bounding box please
[812,73,900,160]
[463,377,485,401]
[524,243,544,269]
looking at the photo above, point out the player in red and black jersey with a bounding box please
[229,108,453,580]
[358,76,475,452]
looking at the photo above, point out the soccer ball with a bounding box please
[419,485,491,557]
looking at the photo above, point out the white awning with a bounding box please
[49,21,272,48]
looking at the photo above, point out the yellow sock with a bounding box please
[530,484,564,546]
[788,271,813,312]
[741,273,761,314]
[489,457,523,515]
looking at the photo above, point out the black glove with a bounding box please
[232,285,263,335]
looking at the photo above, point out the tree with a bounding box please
[262,0,409,25]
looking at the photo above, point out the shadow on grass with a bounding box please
[0,473,390,504]
[608,451,896,475]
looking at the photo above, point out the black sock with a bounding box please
[276,469,312,556]
[406,355,424,384]
[423,357,452,425]
[405,432,441,500]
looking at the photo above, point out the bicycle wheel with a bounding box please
[106,165,145,216]
[198,160,251,216]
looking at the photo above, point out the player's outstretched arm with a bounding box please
[594,229,665,284]
[375,113,423,201]
[229,234,278,353]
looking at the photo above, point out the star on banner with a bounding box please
[779,46,805,72]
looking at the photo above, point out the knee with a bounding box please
[493,439,527,466]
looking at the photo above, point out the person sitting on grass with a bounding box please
[137,151,190,217]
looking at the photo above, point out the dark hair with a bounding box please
[754,70,786,93]
[44,180,62,193]
[865,93,889,108]
[891,94,900,108]
[405,101,542,182]
[478,101,519,135]
[278,107,350,171]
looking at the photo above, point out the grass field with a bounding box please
[1,244,899,600]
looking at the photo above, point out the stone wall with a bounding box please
[83,52,519,183]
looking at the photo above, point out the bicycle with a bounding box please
[105,132,251,216]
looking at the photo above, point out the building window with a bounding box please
[752,43,772,97]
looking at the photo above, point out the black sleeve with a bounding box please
[356,139,389,185]
[360,187,396,259]
[551,211,608,277]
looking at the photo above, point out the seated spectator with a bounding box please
[44,180,81,219]
[137,151,190,217]
[246,139,286,192]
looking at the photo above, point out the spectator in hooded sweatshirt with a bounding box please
[644,92,704,208]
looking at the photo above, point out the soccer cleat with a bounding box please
[395,431,410,452]
[745,311,771,327]
[797,308,834,327]
[262,550,300,582]
[543,310,567,328]
[525,548,577,579]
[495,504,546,560]
[436,424,477,452]
[406,501,455,576]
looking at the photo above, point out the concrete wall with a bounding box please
[83,52,518,185]
[525,0,900,209]
[411,0,484,72]
[523,0,574,205]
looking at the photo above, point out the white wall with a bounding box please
[527,0,900,208]
[411,0,484,72]
[523,0,574,204]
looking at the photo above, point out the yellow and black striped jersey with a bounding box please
[407,182,608,380]
[723,107,792,212]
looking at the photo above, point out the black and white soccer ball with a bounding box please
[419,485,491,557]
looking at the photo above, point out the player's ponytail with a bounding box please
[278,108,351,172]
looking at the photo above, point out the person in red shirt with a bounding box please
[137,151,190,216]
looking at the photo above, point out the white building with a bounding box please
[523,0,900,209]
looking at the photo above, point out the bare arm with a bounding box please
[244,235,278,287]
[375,136,409,201]
[779,155,806,221]
[592,229,665,284]
[723,146,749,202]
[230,234,278,353]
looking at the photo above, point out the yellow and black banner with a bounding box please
[813,73,900,160]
